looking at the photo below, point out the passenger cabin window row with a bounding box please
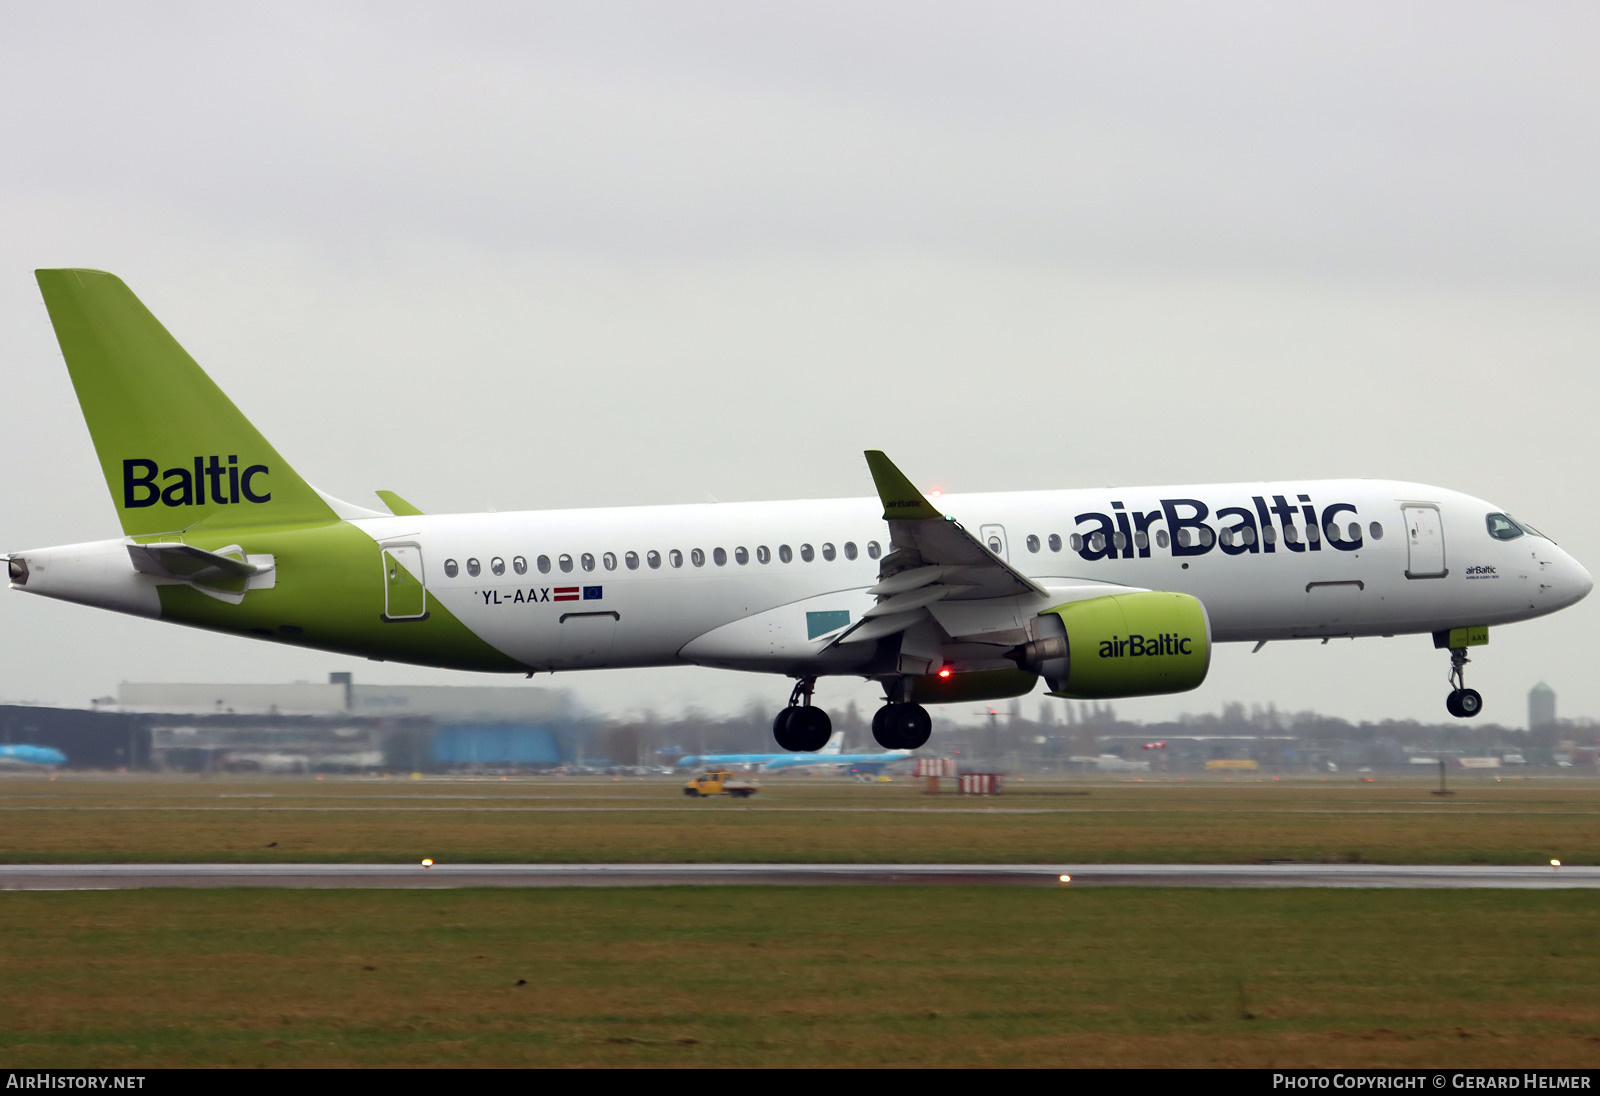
[1017,522,1387,556]
[441,540,883,580]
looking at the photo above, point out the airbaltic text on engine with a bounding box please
[1098,633,1195,658]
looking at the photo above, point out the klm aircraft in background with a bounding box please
[675,734,911,772]
[6,271,1592,756]
[0,745,68,768]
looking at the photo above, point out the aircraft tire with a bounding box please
[872,703,931,750]
[772,707,799,750]
[1457,688,1483,718]
[786,706,833,752]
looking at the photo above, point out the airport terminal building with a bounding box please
[1,674,583,772]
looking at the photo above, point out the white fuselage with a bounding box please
[334,478,1590,675]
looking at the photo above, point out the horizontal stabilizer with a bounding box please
[127,542,274,600]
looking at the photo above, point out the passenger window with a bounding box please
[581,553,595,572]
[1176,530,1191,549]
[800,544,814,562]
[1156,530,1169,549]
[779,545,793,563]
[735,546,749,565]
[691,548,706,567]
[1369,523,1383,541]
[537,555,551,574]
[625,551,640,570]
[603,552,617,571]
[1070,534,1084,552]
[491,557,505,576]
[1284,526,1300,545]
[757,546,771,564]
[1305,523,1320,544]
[713,547,727,566]
[1089,532,1105,552]
[443,559,459,578]
[513,556,527,575]
[867,541,881,559]
[1262,527,1277,545]
[467,558,482,577]
[669,550,684,568]
[1134,531,1148,550]
[1026,534,1040,553]
[1112,532,1126,551]
[1220,529,1234,548]
[821,543,836,561]
[558,554,573,573]
[1348,522,1360,543]
[1324,524,1340,544]
[1048,534,1061,552]
[844,542,858,560]
[1240,527,1255,546]
[647,550,661,569]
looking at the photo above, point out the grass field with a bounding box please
[3,773,1597,1068]
[0,772,1594,865]
[1,887,1597,1068]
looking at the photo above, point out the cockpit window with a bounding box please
[1486,513,1524,541]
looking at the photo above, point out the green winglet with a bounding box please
[864,451,944,521]
[375,490,424,517]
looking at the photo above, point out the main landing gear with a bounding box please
[869,677,932,750]
[1444,646,1483,719]
[773,677,832,752]
[871,702,931,750]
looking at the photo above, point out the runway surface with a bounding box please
[2,862,1597,890]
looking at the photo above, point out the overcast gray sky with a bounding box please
[3,2,1598,728]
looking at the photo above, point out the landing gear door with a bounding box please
[382,543,428,621]
[1403,505,1447,579]
[979,524,1009,562]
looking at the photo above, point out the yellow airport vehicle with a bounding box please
[683,770,760,798]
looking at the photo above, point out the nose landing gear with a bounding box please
[772,677,832,752]
[1444,646,1483,719]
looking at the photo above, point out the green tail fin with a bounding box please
[35,269,336,537]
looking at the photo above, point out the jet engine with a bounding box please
[1010,591,1211,699]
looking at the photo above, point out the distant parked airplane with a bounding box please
[677,735,911,772]
[0,745,68,767]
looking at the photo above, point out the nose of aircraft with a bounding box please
[1553,546,1594,609]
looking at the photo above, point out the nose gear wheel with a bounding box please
[1444,646,1483,719]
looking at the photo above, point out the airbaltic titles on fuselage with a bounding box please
[1070,494,1367,561]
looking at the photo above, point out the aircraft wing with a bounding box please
[864,450,1044,600]
[832,451,1045,648]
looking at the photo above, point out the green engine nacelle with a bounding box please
[1012,591,1211,699]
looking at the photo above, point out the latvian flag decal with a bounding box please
[554,587,604,602]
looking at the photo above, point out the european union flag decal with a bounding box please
[583,586,603,600]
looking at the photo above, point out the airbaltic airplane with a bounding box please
[6,271,1593,753]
